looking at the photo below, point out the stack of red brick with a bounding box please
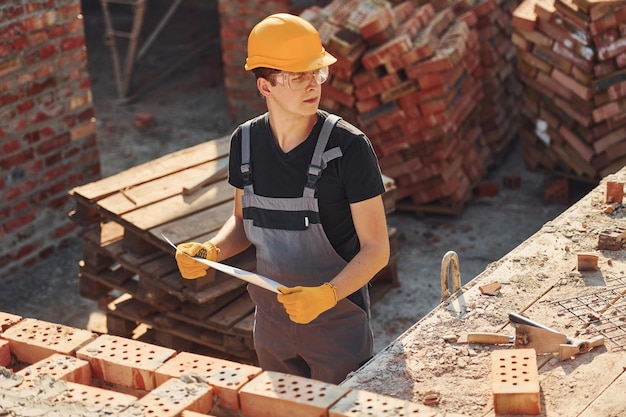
[0,312,468,417]
[451,0,525,163]
[302,0,522,213]
[513,0,626,182]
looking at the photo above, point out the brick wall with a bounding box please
[0,0,100,278]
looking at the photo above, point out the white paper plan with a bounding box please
[161,233,282,294]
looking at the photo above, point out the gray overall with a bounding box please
[240,115,373,384]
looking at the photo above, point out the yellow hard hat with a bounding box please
[245,13,337,72]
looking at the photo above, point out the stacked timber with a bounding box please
[513,0,626,181]
[68,137,399,364]
[304,0,522,214]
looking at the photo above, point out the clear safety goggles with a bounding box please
[271,66,329,89]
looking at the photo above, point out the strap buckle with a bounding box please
[307,164,322,189]
[241,163,252,186]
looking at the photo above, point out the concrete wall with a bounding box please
[0,0,100,278]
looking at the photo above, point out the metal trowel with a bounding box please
[509,312,605,361]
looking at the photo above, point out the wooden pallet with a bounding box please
[69,135,400,363]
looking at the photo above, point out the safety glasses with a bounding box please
[271,66,329,89]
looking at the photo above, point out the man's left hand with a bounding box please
[277,282,337,324]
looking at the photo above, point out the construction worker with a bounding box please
[175,13,390,384]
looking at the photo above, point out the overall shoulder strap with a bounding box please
[304,114,341,197]
[240,119,253,190]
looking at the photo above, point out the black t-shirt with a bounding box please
[228,110,385,262]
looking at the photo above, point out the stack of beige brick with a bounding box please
[0,312,468,416]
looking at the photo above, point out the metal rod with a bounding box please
[100,0,124,98]
[136,0,184,61]
[121,0,147,97]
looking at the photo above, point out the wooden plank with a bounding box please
[71,135,230,202]
[150,199,233,244]
[578,368,626,417]
[120,179,233,231]
[97,157,229,215]
[181,274,246,305]
[232,313,255,336]
[206,294,255,330]
[183,161,229,195]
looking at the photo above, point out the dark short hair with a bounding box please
[252,67,280,85]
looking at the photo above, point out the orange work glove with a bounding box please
[277,282,337,324]
[175,241,219,279]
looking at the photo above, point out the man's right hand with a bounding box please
[175,241,219,279]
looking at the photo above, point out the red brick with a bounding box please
[476,181,499,197]
[16,99,34,114]
[0,55,21,77]
[0,312,21,332]
[53,381,138,413]
[36,133,70,155]
[0,339,10,367]
[593,97,626,123]
[361,33,412,70]
[38,43,58,60]
[53,220,76,238]
[491,349,540,415]
[2,138,21,154]
[26,77,56,96]
[76,334,176,390]
[61,35,85,51]
[607,80,626,100]
[155,351,262,412]
[16,353,92,386]
[57,3,82,20]
[126,377,214,417]
[0,148,34,170]
[2,318,96,364]
[3,6,25,20]
[551,68,593,101]
[330,389,445,416]
[240,371,350,417]
[605,181,624,204]
[597,37,626,61]
[42,163,71,184]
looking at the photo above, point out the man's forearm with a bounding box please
[211,215,251,261]
[331,241,390,301]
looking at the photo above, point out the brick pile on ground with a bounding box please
[303,0,522,214]
[513,0,626,182]
[451,0,525,164]
[0,312,469,417]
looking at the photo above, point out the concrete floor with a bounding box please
[0,1,594,354]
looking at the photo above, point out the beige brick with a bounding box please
[119,377,213,417]
[16,353,91,387]
[491,349,540,415]
[53,381,138,414]
[155,351,262,411]
[2,318,96,364]
[239,371,350,417]
[76,334,176,390]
